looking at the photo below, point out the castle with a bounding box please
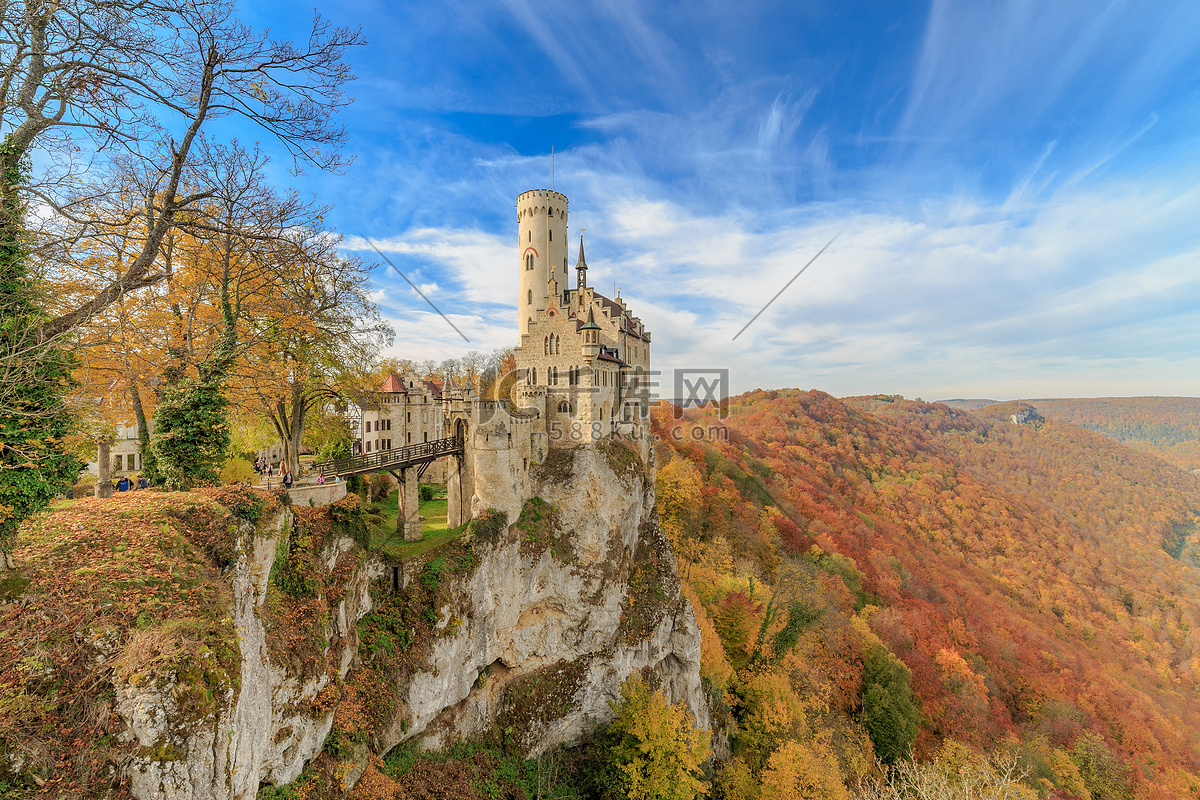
[510,189,652,438]
[352,189,655,541]
[358,188,652,452]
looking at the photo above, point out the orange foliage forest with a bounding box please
[654,391,1200,798]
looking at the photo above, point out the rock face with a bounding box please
[117,511,374,800]
[116,440,711,799]
[389,442,710,756]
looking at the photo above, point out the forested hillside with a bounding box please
[654,391,1200,799]
[1017,398,1200,472]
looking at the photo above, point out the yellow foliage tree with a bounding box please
[607,675,712,800]
[737,667,810,771]
[658,456,705,563]
[759,739,849,800]
[683,583,735,694]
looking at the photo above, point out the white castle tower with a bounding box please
[516,189,569,333]
[512,188,653,441]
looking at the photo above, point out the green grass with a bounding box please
[373,485,467,558]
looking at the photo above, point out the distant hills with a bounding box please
[936,398,1000,410]
[939,396,1200,471]
[655,390,1200,797]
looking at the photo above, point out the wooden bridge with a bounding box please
[315,435,463,480]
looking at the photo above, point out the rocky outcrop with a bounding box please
[116,510,374,800]
[387,442,710,756]
[115,439,711,799]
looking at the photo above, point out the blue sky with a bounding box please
[240,0,1200,399]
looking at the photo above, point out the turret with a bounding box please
[580,306,601,364]
[517,189,569,333]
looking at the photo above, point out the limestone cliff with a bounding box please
[23,440,711,799]
[113,505,374,800]
[386,441,710,757]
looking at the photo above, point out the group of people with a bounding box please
[115,475,150,491]
[254,456,294,488]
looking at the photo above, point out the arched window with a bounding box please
[549,229,552,241]
[532,367,537,385]
[528,231,531,242]
[544,336,549,355]
[558,400,572,413]
[528,317,533,331]
[554,334,560,354]
[527,289,532,305]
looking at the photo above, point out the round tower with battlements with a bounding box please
[516,189,569,333]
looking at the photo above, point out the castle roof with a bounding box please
[380,374,406,394]
[576,237,587,269]
[589,291,651,342]
[580,307,601,330]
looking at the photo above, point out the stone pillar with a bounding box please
[399,467,422,542]
[446,454,463,529]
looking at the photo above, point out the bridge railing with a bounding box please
[316,435,463,477]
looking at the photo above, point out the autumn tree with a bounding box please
[605,675,712,800]
[760,739,850,800]
[0,0,362,522]
[242,232,390,475]
[853,745,1036,800]
[0,145,78,568]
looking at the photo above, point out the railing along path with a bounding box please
[316,435,463,478]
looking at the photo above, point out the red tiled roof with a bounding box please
[380,374,406,393]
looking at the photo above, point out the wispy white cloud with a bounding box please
[246,0,1200,399]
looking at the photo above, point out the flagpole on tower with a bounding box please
[551,145,554,190]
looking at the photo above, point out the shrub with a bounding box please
[200,484,269,524]
[220,456,255,485]
[419,483,436,502]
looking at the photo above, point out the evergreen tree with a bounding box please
[150,292,235,489]
[0,142,80,567]
[861,642,919,764]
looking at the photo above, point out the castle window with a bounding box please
[528,231,531,242]
[528,290,532,305]
[532,367,537,385]
[558,400,572,413]
[544,336,548,355]
[549,230,552,241]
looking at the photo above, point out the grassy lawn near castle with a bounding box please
[374,484,469,559]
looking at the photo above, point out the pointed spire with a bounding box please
[580,306,601,330]
[576,235,588,293]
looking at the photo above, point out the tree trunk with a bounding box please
[96,439,113,498]
[129,379,154,478]
[289,384,306,476]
